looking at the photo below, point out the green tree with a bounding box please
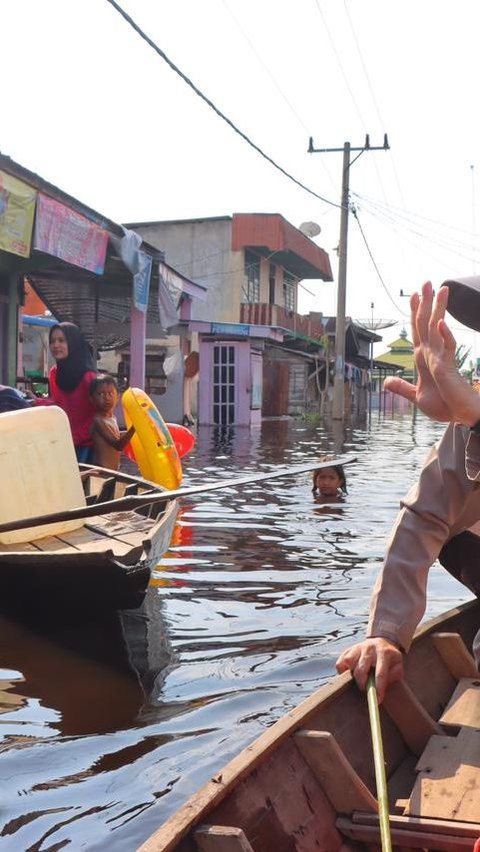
[457,345,472,380]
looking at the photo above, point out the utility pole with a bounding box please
[308,133,389,419]
[369,301,374,420]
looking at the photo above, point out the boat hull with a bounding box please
[138,599,480,852]
[0,465,178,613]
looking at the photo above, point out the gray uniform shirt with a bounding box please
[367,423,480,652]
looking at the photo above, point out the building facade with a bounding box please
[126,213,334,426]
[372,329,415,413]
[0,154,206,424]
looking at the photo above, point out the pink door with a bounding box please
[199,340,251,425]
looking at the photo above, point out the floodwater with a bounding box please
[0,414,472,851]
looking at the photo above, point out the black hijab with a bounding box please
[49,322,96,392]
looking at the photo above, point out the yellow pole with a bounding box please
[366,672,392,852]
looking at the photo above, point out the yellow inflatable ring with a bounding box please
[122,387,182,489]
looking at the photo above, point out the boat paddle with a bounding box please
[366,671,392,852]
[0,454,356,535]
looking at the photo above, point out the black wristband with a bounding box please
[469,420,480,435]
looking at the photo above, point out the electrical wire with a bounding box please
[354,191,479,239]
[313,0,365,130]
[222,0,337,195]
[351,207,408,316]
[222,2,308,134]
[360,204,464,272]
[104,0,341,210]
[356,195,480,266]
[343,0,406,209]
[353,203,480,339]
[313,0,390,206]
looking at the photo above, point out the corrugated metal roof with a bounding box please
[385,336,413,351]
[0,154,206,350]
[377,350,414,371]
[28,269,162,351]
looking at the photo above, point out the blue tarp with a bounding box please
[22,314,57,328]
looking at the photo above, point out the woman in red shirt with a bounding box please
[38,322,97,462]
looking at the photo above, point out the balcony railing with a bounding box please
[240,302,325,341]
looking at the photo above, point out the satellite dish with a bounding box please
[299,221,321,238]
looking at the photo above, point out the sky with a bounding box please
[3,0,480,360]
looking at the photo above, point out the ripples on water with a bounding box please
[0,414,471,850]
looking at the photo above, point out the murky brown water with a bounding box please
[0,414,472,850]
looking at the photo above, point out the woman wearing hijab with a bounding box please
[36,322,97,462]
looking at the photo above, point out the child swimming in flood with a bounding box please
[312,457,347,498]
[89,374,135,470]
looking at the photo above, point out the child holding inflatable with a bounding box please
[89,375,135,471]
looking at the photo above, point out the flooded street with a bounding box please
[0,414,472,851]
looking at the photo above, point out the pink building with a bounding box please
[126,213,333,426]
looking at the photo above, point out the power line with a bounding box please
[343,0,407,209]
[222,0,337,195]
[356,195,480,266]
[342,1,384,131]
[104,0,340,209]
[223,1,309,134]
[313,0,390,206]
[351,207,408,316]
[354,190,479,238]
[313,0,364,129]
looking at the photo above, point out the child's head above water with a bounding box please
[312,456,347,497]
[89,374,119,415]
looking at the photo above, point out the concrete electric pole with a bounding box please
[308,134,390,419]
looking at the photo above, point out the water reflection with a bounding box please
[313,494,346,516]
[0,608,143,738]
[0,414,472,850]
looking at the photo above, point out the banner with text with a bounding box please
[34,193,109,274]
[0,170,37,257]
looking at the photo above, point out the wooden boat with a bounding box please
[0,464,178,612]
[138,598,480,852]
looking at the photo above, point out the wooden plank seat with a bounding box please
[25,535,82,554]
[47,525,133,557]
[432,632,479,679]
[439,677,480,729]
[91,476,117,504]
[124,483,140,496]
[382,680,444,755]
[0,512,156,557]
[86,512,156,547]
[335,634,480,849]
[405,726,480,821]
[84,471,107,501]
[0,526,134,558]
[85,477,140,505]
[0,541,41,553]
[195,826,254,851]
[294,730,378,813]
